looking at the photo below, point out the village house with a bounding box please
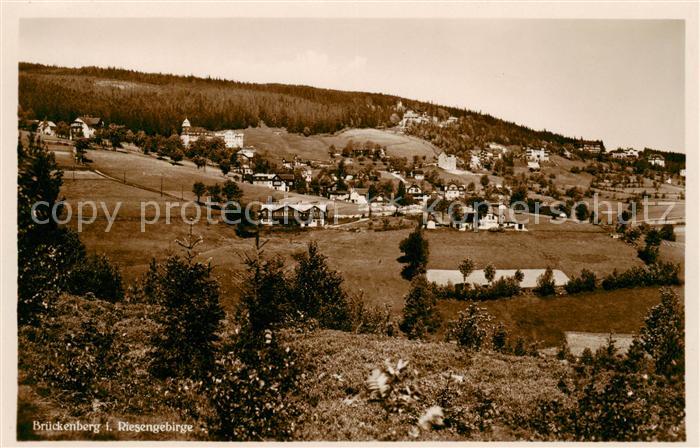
[648,154,666,167]
[470,154,482,170]
[412,170,425,180]
[38,120,56,136]
[527,161,541,171]
[487,142,508,153]
[441,183,466,200]
[407,184,429,202]
[526,147,549,162]
[70,116,103,140]
[259,202,327,227]
[579,141,603,153]
[440,116,459,127]
[611,148,640,159]
[180,118,244,149]
[251,173,290,192]
[349,188,368,205]
[437,152,457,171]
[328,189,351,201]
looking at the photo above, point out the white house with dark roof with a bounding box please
[259,202,327,227]
[648,154,666,167]
[70,116,103,140]
[38,120,56,136]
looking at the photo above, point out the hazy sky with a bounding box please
[20,18,684,151]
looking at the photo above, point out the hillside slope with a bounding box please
[19,62,586,147]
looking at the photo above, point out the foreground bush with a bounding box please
[66,253,124,302]
[445,303,493,351]
[209,331,301,441]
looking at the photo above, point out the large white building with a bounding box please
[180,118,244,149]
[438,152,457,171]
[526,147,549,162]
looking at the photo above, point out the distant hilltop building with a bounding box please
[398,110,432,129]
[578,140,604,153]
[180,118,244,149]
[437,152,457,171]
[526,147,549,162]
[648,154,666,167]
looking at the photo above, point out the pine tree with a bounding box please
[290,242,351,330]
[399,275,440,339]
[397,223,429,280]
[237,238,292,335]
[149,230,224,379]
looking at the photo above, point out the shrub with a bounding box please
[491,323,508,352]
[637,244,659,265]
[659,224,675,242]
[66,253,124,302]
[400,275,441,339]
[533,267,556,296]
[601,262,680,290]
[639,288,684,380]
[348,294,392,335]
[446,303,493,351]
[564,269,597,294]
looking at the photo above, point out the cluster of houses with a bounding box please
[424,202,527,232]
[396,106,459,131]
[180,118,244,149]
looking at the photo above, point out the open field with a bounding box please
[436,286,681,347]
[60,174,646,313]
[55,147,362,215]
[52,146,683,351]
[241,126,439,162]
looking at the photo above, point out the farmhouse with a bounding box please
[180,118,244,149]
[251,173,290,191]
[648,154,666,167]
[38,120,56,136]
[259,202,327,227]
[526,147,549,162]
[70,116,103,140]
[437,152,457,171]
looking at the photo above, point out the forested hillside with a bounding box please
[19,62,584,145]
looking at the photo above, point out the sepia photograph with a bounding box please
[1,2,698,445]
